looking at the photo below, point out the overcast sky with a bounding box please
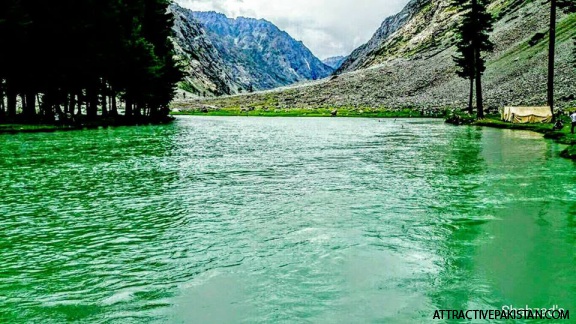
[175,0,410,60]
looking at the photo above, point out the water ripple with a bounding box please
[1,117,575,323]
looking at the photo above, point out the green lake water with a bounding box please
[1,116,575,323]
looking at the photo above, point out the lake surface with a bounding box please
[1,117,575,323]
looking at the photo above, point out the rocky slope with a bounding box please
[176,0,576,111]
[322,56,347,70]
[171,3,333,97]
[170,4,241,96]
[336,0,431,74]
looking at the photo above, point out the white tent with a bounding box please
[501,106,552,124]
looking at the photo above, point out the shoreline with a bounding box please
[0,112,440,134]
[3,112,575,160]
[0,116,175,134]
[170,108,445,118]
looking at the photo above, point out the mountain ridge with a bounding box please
[322,56,347,70]
[169,4,240,96]
[176,0,576,111]
[336,0,431,74]
[170,3,333,97]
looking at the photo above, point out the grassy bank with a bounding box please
[0,115,175,134]
[171,107,445,118]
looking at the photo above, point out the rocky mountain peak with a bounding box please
[171,3,334,97]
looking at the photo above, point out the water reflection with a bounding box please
[429,127,576,315]
[424,126,490,312]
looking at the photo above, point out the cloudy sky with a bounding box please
[175,0,410,60]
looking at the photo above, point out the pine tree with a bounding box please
[453,0,494,119]
[453,35,475,115]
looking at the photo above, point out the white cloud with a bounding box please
[175,0,410,59]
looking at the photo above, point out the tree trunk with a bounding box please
[125,96,133,117]
[101,92,108,117]
[20,94,26,115]
[548,0,557,121]
[87,86,98,119]
[0,81,5,118]
[25,92,37,118]
[38,93,46,117]
[101,81,108,117]
[63,93,69,115]
[468,76,474,115]
[77,91,83,116]
[470,0,484,119]
[68,93,76,116]
[40,93,53,121]
[7,83,16,117]
[475,48,484,119]
[37,94,41,107]
[111,92,118,116]
[134,102,141,117]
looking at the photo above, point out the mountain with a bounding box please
[322,56,347,70]
[336,0,429,74]
[180,0,576,111]
[332,0,576,109]
[170,4,241,96]
[170,3,333,96]
[191,11,334,90]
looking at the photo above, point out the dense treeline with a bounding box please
[0,0,183,124]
